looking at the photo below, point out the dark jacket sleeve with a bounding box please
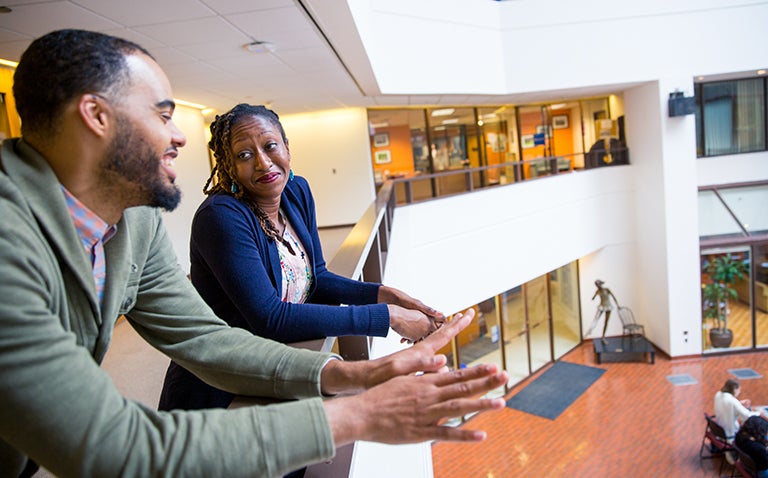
[190,182,389,343]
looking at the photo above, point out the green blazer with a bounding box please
[0,139,335,478]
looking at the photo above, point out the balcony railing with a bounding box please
[388,149,628,206]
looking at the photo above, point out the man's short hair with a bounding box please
[13,29,153,138]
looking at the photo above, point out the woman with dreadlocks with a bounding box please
[159,104,444,411]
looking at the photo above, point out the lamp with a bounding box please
[668,91,695,117]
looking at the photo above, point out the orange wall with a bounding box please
[371,124,415,179]
[519,110,575,161]
[0,67,21,138]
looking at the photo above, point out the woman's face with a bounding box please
[229,115,290,207]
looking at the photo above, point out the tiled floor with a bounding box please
[432,339,768,478]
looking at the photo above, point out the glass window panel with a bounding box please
[451,302,505,406]
[502,286,529,387]
[427,107,475,172]
[755,244,768,347]
[718,185,768,236]
[701,248,751,352]
[551,262,581,359]
[698,190,747,240]
[527,276,552,372]
[368,109,430,184]
[701,78,766,156]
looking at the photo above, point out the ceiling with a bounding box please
[0,0,636,117]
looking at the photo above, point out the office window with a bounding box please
[696,77,766,157]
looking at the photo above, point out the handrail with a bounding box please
[324,180,396,361]
[389,150,630,205]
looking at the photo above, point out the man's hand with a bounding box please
[321,309,477,395]
[324,361,508,447]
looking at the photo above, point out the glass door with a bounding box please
[527,276,553,372]
[551,263,582,359]
[502,286,529,387]
[701,247,751,352]
[754,244,768,347]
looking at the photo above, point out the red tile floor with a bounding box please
[432,339,768,477]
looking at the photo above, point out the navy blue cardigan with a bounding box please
[159,176,389,410]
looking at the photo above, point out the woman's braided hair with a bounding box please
[204,103,290,247]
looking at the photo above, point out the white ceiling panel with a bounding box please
[277,47,339,73]
[0,1,119,37]
[225,7,311,38]
[0,27,28,43]
[132,16,246,47]
[71,0,214,27]
[199,0,293,15]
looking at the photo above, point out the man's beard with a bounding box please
[103,116,182,211]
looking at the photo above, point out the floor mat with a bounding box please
[729,368,762,379]
[505,361,605,420]
[666,374,698,386]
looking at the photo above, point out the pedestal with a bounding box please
[593,335,655,364]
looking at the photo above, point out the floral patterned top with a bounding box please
[276,213,312,304]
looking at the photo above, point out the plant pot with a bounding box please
[710,328,734,348]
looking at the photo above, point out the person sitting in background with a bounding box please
[714,378,761,441]
[0,28,508,478]
[159,103,446,412]
[735,415,768,477]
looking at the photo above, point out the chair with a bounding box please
[700,413,735,475]
[618,306,645,338]
[733,443,758,478]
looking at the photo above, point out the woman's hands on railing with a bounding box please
[378,285,446,343]
[387,305,439,343]
[321,308,508,447]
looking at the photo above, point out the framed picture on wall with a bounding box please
[373,132,389,147]
[374,150,392,164]
[521,134,535,149]
[552,115,569,129]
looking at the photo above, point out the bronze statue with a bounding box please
[587,279,619,344]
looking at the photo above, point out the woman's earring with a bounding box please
[289,169,295,181]
[230,183,238,193]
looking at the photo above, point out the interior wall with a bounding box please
[341,1,768,97]
[697,151,768,186]
[658,76,707,357]
[160,106,209,274]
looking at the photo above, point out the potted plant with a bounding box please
[701,253,748,348]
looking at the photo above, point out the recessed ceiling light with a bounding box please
[243,41,275,54]
[431,108,454,117]
[758,70,767,76]
[442,118,459,124]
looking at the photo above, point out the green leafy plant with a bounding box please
[701,253,748,333]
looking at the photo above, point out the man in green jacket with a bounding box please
[0,29,507,478]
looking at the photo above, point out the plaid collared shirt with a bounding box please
[61,186,117,306]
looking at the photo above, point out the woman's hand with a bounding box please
[378,285,446,342]
[387,305,439,343]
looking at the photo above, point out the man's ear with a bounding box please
[78,94,111,137]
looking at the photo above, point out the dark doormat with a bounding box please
[505,361,606,420]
